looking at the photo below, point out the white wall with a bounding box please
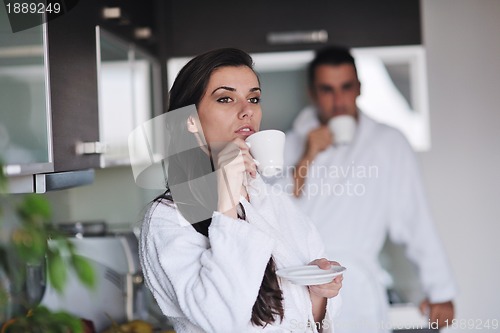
[420,0,500,328]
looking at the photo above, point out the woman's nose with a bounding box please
[238,101,254,119]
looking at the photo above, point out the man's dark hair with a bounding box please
[308,45,357,88]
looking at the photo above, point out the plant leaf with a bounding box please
[11,227,47,263]
[17,194,51,224]
[48,252,67,293]
[52,311,84,333]
[33,305,51,316]
[72,255,96,288]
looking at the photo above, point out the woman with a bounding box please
[140,48,342,333]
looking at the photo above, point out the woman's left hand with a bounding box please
[308,258,343,299]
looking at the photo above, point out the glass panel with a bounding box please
[0,6,51,174]
[352,46,430,151]
[97,28,157,167]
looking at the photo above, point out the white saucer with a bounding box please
[276,265,346,286]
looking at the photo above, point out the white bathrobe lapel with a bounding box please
[241,176,307,267]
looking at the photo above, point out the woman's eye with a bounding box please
[249,97,260,104]
[217,97,232,103]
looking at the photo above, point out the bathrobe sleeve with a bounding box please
[387,132,457,303]
[140,202,275,333]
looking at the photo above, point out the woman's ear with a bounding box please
[186,116,199,133]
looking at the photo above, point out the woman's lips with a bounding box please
[235,126,255,136]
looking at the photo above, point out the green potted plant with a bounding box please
[0,161,95,332]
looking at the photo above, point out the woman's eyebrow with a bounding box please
[211,86,235,95]
[211,86,261,95]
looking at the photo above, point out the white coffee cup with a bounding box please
[328,115,357,145]
[245,129,285,177]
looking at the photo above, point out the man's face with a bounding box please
[310,64,361,124]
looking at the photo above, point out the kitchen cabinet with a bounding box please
[97,28,161,168]
[46,0,102,173]
[0,8,52,176]
[1,1,161,192]
[1,2,101,192]
[166,0,421,56]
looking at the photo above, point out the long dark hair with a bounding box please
[157,48,284,327]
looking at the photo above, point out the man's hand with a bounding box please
[420,299,454,328]
[293,126,332,197]
[305,126,332,159]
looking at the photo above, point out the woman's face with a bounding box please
[196,66,262,146]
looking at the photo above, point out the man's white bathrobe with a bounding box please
[140,174,341,333]
[281,107,457,333]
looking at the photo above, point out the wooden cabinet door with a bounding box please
[47,1,101,171]
[168,0,421,56]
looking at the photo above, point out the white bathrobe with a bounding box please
[281,107,457,333]
[140,174,341,333]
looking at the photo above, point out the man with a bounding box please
[282,46,456,332]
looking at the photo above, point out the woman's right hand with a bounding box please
[214,138,257,217]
